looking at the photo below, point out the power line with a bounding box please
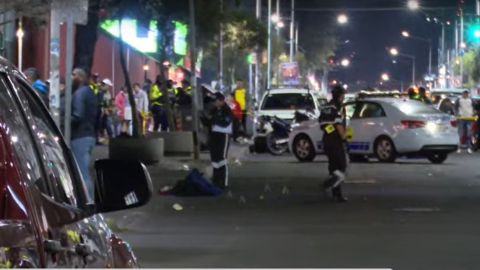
[284,7,458,12]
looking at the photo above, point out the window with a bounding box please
[317,98,328,107]
[391,101,442,115]
[261,93,315,110]
[15,78,79,207]
[355,102,386,118]
[344,103,356,119]
[0,74,49,196]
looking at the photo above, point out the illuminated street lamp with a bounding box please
[407,0,419,10]
[276,21,285,28]
[460,42,467,48]
[389,47,416,86]
[16,22,24,71]
[337,14,348,24]
[341,59,350,67]
[390,48,399,55]
[271,13,280,23]
[381,73,389,81]
[402,31,409,37]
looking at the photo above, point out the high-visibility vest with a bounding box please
[89,82,99,94]
[234,88,246,110]
[185,86,192,95]
[149,84,164,106]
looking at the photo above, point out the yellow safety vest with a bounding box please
[89,82,99,94]
[185,86,192,95]
[168,87,178,96]
[234,88,246,110]
[149,84,164,106]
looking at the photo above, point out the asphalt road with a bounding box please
[110,152,480,269]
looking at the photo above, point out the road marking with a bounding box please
[395,208,441,212]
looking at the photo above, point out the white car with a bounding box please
[288,98,459,164]
[252,88,327,151]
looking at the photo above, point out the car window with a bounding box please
[317,98,327,107]
[391,101,442,115]
[261,93,315,110]
[344,103,356,119]
[356,102,386,118]
[15,79,78,207]
[0,74,50,196]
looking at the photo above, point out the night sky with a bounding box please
[277,0,466,85]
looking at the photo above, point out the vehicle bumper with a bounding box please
[418,145,458,154]
[394,129,458,153]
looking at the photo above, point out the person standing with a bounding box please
[150,75,167,131]
[228,93,243,141]
[70,68,98,203]
[233,79,247,130]
[24,68,49,106]
[134,83,149,134]
[203,92,233,189]
[99,79,114,140]
[89,72,100,94]
[319,86,348,203]
[454,90,476,154]
[418,87,432,104]
[407,87,419,101]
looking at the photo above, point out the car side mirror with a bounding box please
[93,159,153,214]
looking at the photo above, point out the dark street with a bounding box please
[104,152,480,269]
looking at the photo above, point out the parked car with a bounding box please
[289,98,458,164]
[0,58,152,268]
[252,87,326,153]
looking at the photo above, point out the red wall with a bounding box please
[21,21,161,96]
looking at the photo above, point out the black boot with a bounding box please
[332,186,347,203]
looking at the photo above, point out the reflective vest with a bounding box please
[89,82,99,94]
[149,84,164,106]
[234,88,246,110]
[185,86,192,95]
[168,87,178,96]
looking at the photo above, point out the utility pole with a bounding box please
[218,0,224,90]
[267,0,272,89]
[460,9,464,86]
[295,22,299,53]
[289,0,295,62]
[276,0,280,35]
[189,0,200,159]
[64,12,74,146]
[49,2,61,126]
[255,0,261,103]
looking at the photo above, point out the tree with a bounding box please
[456,49,477,88]
[303,29,337,91]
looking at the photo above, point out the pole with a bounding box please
[477,0,480,15]
[189,0,200,160]
[218,0,224,90]
[428,41,432,76]
[289,0,295,62]
[460,11,464,86]
[17,18,23,71]
[255,0,261,103]
[276,0,280,35]
[64,13,74,146]
[441,24,445,66]
[267,0,272,89]
[295,22,299,53]
[412,57,416,86]
[49,4,61,126]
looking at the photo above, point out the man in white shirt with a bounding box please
[454,90,476,153]
[134,83,149,134]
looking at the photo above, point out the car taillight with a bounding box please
[401,120,425,128]
[450,120,457,127]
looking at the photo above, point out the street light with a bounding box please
[381,73,389,81]
[271,13,280,23]
[407,0,419,10]
[16,23,24,71]
[389,47,416,86]
[337,14,348,24]
[276,21,285,28]
[341,59,350,67]
[401,30,431,76]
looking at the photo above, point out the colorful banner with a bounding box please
[280,62,299,85]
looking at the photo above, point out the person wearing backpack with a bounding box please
[454,90,476,154]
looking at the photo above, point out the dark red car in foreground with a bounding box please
[0,58,152,267]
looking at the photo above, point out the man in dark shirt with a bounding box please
[70,67,98,204]
[319,86,349,202]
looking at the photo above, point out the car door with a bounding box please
[13,76,111,267]
[350,101,388,154]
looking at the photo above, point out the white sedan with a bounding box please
[288,98,459,164]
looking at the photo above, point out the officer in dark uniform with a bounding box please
[319,86,349,202]
[202,92,233,189]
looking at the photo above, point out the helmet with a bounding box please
[331,85,347,100]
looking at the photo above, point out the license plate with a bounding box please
[437,124,447,132]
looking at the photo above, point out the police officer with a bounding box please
[149,75,167,131]
[319,86,349,202]
[203,92,234,189]
[418,87,432,104]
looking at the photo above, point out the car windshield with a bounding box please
[261,93,315,110]
[391,101,443,115]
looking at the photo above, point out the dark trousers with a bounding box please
[323,137,347,196]
[241,110,247,131]
[95,109,102,141]
[152,104,168,131]
[210,132,230,189]
[102,114,113,138]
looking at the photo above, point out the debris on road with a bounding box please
[173,203,183,211]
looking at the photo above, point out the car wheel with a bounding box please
[293,135,316,162]
[427,153,448,164]
[374,136,397,163]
